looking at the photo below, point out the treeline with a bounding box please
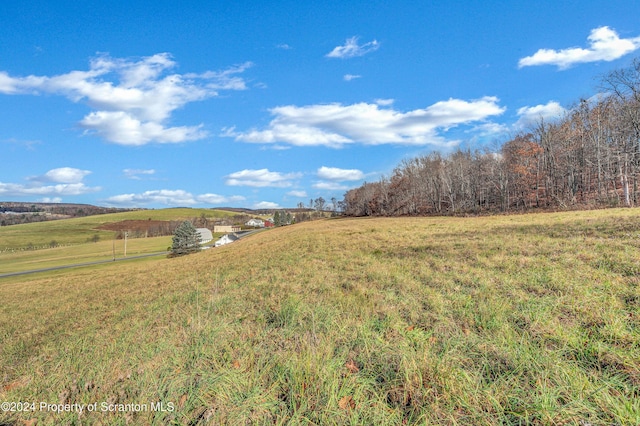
[0,202,134,226]
[344,58,640,216]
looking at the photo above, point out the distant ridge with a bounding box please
[0,201,138,226]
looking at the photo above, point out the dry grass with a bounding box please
[1,209,639,425]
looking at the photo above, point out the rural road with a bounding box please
[0,229,263,279]
[0,251,168,279]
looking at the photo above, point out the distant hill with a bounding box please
[0,202,138,226]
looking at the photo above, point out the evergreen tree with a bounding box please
[170,221,201,257]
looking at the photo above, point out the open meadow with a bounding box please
[0,208,235,275]
[1,209,639,425]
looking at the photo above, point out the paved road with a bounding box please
[0,251,168,279]
[0,228,264,279]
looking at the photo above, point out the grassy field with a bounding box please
[0,235,173,275]
[1,209,639,425]
[0,208,235,251]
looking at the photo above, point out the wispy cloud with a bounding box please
[123,168,156,180]
[286,190,308,197]
[312,181,349,191]
[105,189,245,206]
[0,53,252,145]
[0,167,100,198]
[519,26,640,69]
[225,168,302,187]
[2,137,41,151]
[40,197,62,203]
[468,122,510,138]
[374,99,394,106]
[343,74,361,81]
[226,97,505,148]
[196,193,246,204]
[326,36,379,59]
[254,201,280,209]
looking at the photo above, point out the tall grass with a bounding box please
[1,209,639,424]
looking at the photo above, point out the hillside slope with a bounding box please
[1,210,639,424]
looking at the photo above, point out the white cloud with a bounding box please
[312,181,350,191]
[0,168,100,198]
[276,43,292,50]
[469,122,510,137]
[40,197,62,203]
[0,183,98,196]
[344,74,361,81]
[196,193,246,204]
[519,26,640,69]
[29,167,91,184]
[106,189,245,206]
[123,168,156,180]
[317,166,364,181]
[515,101,567,129]
[106,189,197,206]
[227,97,505,148]
[254,201,280,209]
[374,98,394,106]
[287,190,308,197]
[0,53,251,145]
[326,36,380,59]
[79,111,207,145]
[225,168,302,187]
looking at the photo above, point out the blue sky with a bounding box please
[1,0,640,209]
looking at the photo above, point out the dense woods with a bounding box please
[344,58,640,216]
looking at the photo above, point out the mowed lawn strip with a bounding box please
[1,209,639,425]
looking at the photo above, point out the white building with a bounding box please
[245,218,265,227]
[195,228,213,244]
[214,233,239,247]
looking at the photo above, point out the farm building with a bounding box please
[215,233,239,247]
[214,225,241,233]
[245,218,265,227]
[195,228,213,244]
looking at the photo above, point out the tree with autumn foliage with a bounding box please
[503,134,544,209]
[343,57,640,216]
